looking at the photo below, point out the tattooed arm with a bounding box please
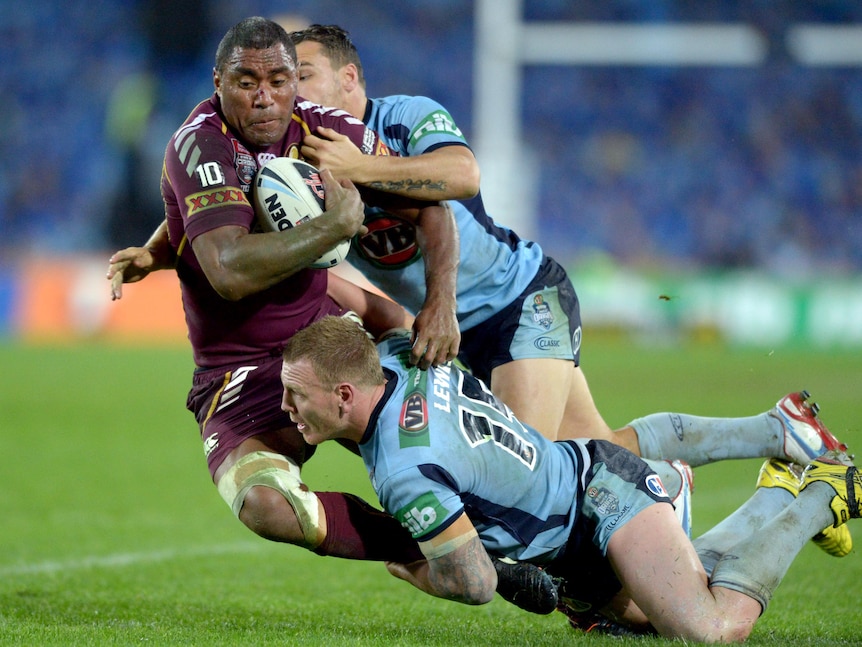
[302,127,480,201]
[384,513,497,605]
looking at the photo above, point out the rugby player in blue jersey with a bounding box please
[279,314,861,642]
[289,23,850,553]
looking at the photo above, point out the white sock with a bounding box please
[693,487,794,575]
[707,482,836,610]
[631,411,783,467]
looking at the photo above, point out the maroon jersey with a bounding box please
[162,94,389,368]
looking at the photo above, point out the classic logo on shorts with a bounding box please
[645,474,669,498]
[534,336,561,351]
[396,491,448,536]
[531,293,554,330]
[355,211,421,269]
[400,367,430,447]
[587,486,620,515]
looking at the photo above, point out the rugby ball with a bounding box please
[253,157,350,269]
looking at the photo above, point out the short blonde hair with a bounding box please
[283,316,384,388]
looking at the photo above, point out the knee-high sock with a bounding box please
[708,482,835,611]
[693,487,795,575]
[314,492,423,562]
[631,412,783,467]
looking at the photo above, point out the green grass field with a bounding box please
[1,338,860,646]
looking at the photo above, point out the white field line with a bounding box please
[0,541,265,577]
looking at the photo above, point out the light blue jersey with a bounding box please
[360,333,583,563]
[349,95,545,331]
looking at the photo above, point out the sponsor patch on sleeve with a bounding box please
[395,491,448,538]
[184,187,249,217]
[409,110,465,146]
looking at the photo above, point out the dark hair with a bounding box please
[215,16,297,73]
[289,24,365,88]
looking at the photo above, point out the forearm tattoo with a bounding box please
[365,179,448,193]
[427,537,493,604]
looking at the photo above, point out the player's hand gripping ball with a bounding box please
[253,157,350,268]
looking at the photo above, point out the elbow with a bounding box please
[432,568,497,606]
[453,163,481,199]
[464,585,496,606]
[208,273,251,301]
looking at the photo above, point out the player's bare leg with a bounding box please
[608,504,760,642]
[491,359,621,444]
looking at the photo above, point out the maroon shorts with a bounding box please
[187,352,312,477]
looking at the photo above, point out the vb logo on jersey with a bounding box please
[399,367,430,448]
[355,212,422,269]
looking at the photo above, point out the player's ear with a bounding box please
[336,383,354,411]
[342,63,359,93]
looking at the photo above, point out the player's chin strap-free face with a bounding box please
[217,450,323,546]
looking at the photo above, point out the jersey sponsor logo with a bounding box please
[645,474,668,498]
[203,433,219,458]
[400,394,428,431]
[396,491,448,537]
[531,293,554,330]
[400,368,430,447]
[533,336,561,351]
[232,139,256,185]
[185,187,249,217]
[355,213,421,269]
[409,110,464,146]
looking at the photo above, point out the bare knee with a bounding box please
[671,615,754,643]
[238,485,308,546]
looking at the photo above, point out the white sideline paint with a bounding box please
[0,541,265,577]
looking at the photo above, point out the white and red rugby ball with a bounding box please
[253,157,350,269]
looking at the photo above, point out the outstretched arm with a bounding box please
[107,219,175,300]
[384,513,496,605]
[302,127,480,201]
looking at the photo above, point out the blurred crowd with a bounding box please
[2,0,861,277]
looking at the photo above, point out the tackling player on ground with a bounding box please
[280,315,862,643]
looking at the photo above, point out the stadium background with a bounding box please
[1,0,862,347]
[2,4,862,644]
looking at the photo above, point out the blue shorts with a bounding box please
[548,440,673,613]
[458,256,582,383]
